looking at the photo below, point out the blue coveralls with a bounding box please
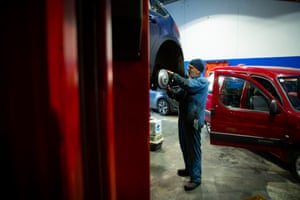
[169,73,208,184]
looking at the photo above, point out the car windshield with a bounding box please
[278,76,300,111]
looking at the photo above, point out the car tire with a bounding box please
[157,98,169,115]
[291,151,300,182]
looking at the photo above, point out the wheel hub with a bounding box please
[158,100,168,115]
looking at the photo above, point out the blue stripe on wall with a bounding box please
[225,56,300,68]
[184,56,300,75]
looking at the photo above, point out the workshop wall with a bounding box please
[165,0,300,68]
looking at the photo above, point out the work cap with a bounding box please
[189,59,204,72]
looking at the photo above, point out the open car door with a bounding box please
[209,70,287,154]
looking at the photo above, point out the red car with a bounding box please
[205,65,300,181]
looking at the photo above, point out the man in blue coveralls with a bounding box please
[167,59,208,191]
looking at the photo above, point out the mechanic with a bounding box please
[167,59,208,191]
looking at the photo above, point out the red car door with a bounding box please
[210,70,288,153]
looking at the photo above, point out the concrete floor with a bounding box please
[150,112,300,200]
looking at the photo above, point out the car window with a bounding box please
[218,75,270,112]
[218,76,244,108]
[279,76,300,111]
[207,72,214,93]
[252,76,282,105]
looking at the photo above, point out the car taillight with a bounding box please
[175,24,180,38]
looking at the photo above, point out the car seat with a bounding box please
[249,88,269,111]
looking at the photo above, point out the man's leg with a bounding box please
[184,122,201,191]
[178,118,189,176]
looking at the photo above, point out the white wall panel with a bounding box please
[165,0,300,60]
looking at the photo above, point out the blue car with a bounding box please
[149,0,184,89]
[150,88,179,115]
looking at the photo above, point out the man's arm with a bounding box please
[166,85,186,102]
[169,72,208,94]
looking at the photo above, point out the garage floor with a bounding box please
[150,112,300,200]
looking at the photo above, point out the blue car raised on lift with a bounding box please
[149,0,184,89]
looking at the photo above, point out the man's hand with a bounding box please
[167,70,174,75]
[166,85,172,92]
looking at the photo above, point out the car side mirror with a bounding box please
[269,99,279,114]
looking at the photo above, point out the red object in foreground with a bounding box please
[1,0,150,199]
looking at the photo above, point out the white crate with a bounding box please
[150,118,161,135]
[149,117,164,151]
